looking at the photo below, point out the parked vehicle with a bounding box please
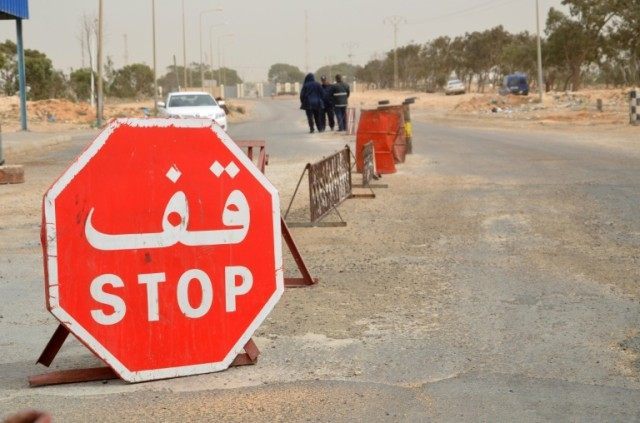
[445,79,466,95]
[500,73,529,96]
[158,92,228,130]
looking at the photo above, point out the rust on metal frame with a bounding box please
[308,146,352,223]
[235,140,269,172]
[281,218,318,287]
[36,323,69,367]
[362,142,375,186]
[351,143,388,189]
[30,324,262,387]
[29,366,118,387]
[237,140,317,286]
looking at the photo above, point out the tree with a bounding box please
[70,68,93,101]
[0,40,17,95]
[212,67,242,85]
[501,31,538,85]
[110,63,154,98]
[0,40,61,100]
[268,63,304,84]
[607,2,640,85]
[315,62,361,83]
[24,49,56,100]
[421,36,454,91]
[545,1,617,91]
[355,58,388,88]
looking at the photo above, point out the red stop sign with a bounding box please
[41,119,283,382]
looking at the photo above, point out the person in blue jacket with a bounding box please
[331,74,350,131]
[320,75,335,131]
[300,73,325,133]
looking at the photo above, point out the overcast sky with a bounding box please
[0,0,565,81]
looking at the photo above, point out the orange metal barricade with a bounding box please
[355,108,405,174]
[377,104,407,163]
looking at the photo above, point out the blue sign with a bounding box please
[0,0,29,19]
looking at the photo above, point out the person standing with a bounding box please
[332,74,350,131]
[320,75,335,131]
[299,73,325,133]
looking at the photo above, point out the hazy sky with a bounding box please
[0,0,565,81]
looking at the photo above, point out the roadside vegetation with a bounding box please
[357,0,639,92]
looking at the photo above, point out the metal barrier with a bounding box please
[285,145,374,227]
[346,107,357,135]
[631,90,639,125]
[352,142,389,190]
[377,104,407,163]
[362,141,375,187]
[235,139,268,172]
[402,97,416,154]
[0,123,3,166]
[356,108,405,173]
[235,139,317,287]
[308,147,352,223]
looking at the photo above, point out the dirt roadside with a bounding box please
[351,88,636,130]
[0,97,254,132]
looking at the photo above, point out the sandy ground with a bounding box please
[351,88,635,128]
[0,97,253,132]
[0,99,639,421]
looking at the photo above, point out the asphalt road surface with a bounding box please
[1,99,639,421]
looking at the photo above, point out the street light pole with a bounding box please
[97,0,104,126]
[199,8,223,90]
[535,0,544,101]
[383,15,406,90]
[152,0,158,112]
[209,23,227,91]
[217,34,234,87]
[181,0,187,89]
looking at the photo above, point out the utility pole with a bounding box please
[209,22,227,90]
[383,15,406,90]
[199,8,223,90]
[182,0,187,89]
[173,54,180,90]
[217,34,234,87]
[97,0,104,127]
[123,33,129,66]
[152,0,158,112]
[535,0,544,101]
[343,42,358,65]
[304,11,309,72]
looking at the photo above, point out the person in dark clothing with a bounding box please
[299,73,325,133]
[332,74,350,131]
[320,75,335,131]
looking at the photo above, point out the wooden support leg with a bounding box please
[36,324,70,367]
[281,217,318,287]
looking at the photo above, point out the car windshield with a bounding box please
[507,76,526,86]
[449,80,461,85]
[168,94,217,108]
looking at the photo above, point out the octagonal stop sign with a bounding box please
[41,119,284,382]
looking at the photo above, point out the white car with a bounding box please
[444,79,466,95]
[158,92,228,130]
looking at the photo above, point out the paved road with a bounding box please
[1,100,639,421]
[228,98,351,159]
